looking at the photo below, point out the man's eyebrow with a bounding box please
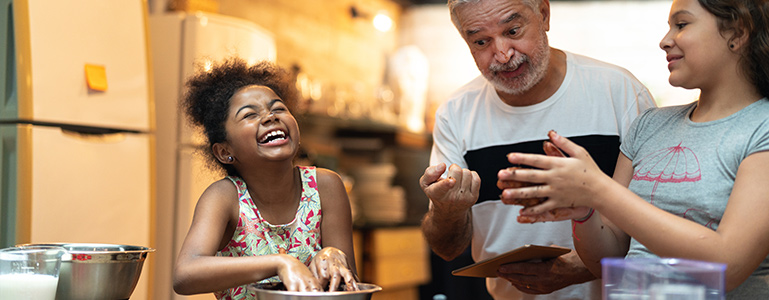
[464,12,522,37]
[501,12,521,25]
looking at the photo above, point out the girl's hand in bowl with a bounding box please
[276,254,322,292]
[310,247,359,291]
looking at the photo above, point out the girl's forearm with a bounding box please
[572,211,629,277]
[174,254,289,295]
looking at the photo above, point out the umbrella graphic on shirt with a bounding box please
[632,142,701,203]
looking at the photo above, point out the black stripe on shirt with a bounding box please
[464,134,620,204]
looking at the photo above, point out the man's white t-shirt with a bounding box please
[430,51,656,299]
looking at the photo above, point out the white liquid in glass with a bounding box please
[0,273,59,300]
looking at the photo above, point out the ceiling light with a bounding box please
[373,12,393,32]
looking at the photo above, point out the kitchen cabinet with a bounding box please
[358,227,430,300]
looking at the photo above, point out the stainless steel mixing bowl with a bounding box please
[18,243,154,300]
[247,282,383,300]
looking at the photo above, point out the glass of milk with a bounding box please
[0,246,66,300]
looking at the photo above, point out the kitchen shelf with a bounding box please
[296,113,431,149]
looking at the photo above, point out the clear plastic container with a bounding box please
[602,257,726,300]
[0,246,67,300]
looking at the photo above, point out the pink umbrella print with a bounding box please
[632,142,701,203]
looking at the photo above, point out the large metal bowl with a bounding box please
[247,282,383,300]
[18,243,154,300]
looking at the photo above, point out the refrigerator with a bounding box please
[0,0,154,299]
[149,12,276,300]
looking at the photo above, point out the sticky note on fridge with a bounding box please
[85,64,108,91]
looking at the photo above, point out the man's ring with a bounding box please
[526,285,531,289]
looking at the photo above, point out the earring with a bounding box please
[227,156,234,162]
[730,44,735,49]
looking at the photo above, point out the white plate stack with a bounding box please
[351,164,407,225]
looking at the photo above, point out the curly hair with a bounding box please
[699,0,769,98]
[181,57,298,177]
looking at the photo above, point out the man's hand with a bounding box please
[420,163,480,219]
[497,167,546,207]
[420,163,480,260]
[497,250,595,294]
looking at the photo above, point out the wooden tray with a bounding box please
[451,244,571,278]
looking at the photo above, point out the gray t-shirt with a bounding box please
[620,99,769,298]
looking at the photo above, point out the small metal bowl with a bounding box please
[247,282,382,300]
[18,243,154,300]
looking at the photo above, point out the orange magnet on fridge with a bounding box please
[85,64,108,91]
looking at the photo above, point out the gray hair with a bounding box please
[448,0,542,33]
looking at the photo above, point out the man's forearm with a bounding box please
[421,208,473,261]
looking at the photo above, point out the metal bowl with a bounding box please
[247,282,383,300]
[18,243,154,300]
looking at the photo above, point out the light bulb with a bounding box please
[372,12,392,32]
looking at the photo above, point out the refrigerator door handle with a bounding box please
[60,127,128,143]
[0,120,140,136]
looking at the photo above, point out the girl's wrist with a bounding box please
[572,208,594,223]
[571,208,595,241]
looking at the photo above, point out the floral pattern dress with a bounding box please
[214,166,323,300]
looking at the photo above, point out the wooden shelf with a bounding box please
[297,113,431,150]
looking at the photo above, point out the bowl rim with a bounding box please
[16,243,156,254]
[247,282,382,296]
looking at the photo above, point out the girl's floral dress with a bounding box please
[214,166,323,300]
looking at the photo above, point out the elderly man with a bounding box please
[419,0,656,298]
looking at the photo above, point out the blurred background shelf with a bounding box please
[296,112,431,228]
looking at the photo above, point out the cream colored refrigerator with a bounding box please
[0,0,154,299]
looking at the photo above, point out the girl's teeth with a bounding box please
[261,130,285,142]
